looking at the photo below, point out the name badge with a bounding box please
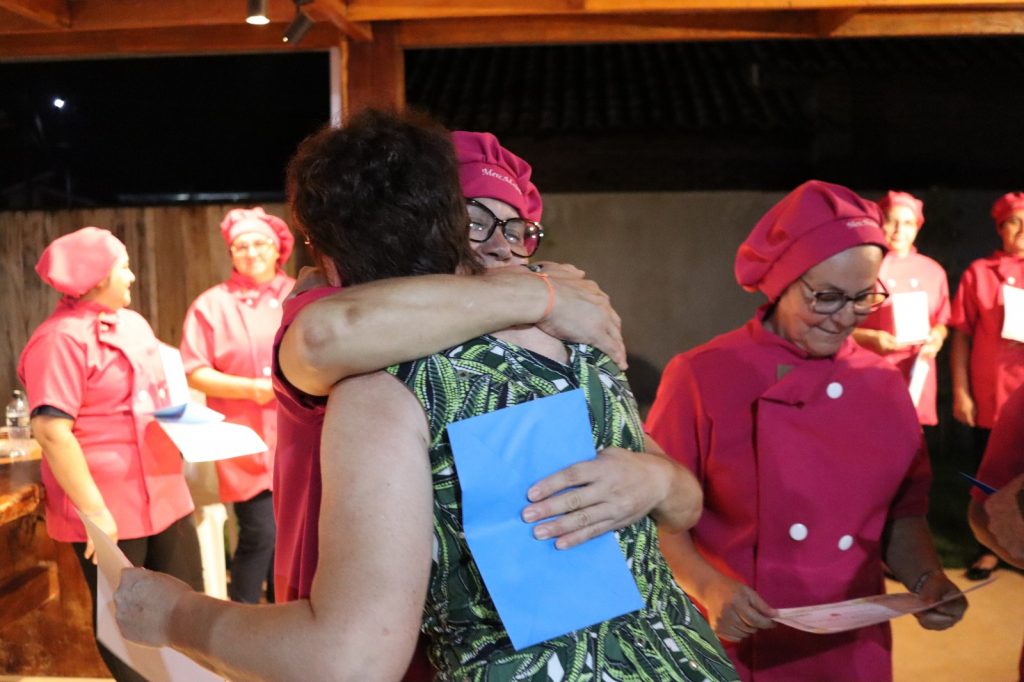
[1001,284,1024,342]
[891,291,930,345]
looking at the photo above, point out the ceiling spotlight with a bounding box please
[53,97,66,109]
[246,0,269,25]
[282,1,314,44]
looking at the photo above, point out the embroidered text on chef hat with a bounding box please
[735,179,888,301]
[452,131,543,222]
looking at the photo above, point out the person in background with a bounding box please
[647,180,966,682]
[853,190,949,426]
[967,382,1024,680]
[19,227,202,682]
[113,110,737,682]
[950,191,1024,580]
[180,207,295,603]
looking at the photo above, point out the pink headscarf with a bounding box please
[735,180,888,301]
[451,131,543,222]
[878,190,925,227]
[990,192,1024,229]
[35,226,128,297]
[220,207,294,264]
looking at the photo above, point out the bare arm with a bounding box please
[31,414,116,559]
[280,264,624,396]
[882,515,967,630]
[950,329,975,426]
[657,527,775,642]
[115,373,434,681]
[187,367,274,405]
[523,435,703,548]
[969,474,1024,568]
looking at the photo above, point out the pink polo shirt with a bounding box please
[181,270,294,503]
[950,250,1024,429]
[271,285,339,603]
[858,249,950,425]
[18,298,194,542]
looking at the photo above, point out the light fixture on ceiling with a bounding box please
[245,0,270,25]
[282,1,314,44]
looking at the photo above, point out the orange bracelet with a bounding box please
[532,271,555,322]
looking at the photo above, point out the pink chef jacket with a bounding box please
[971,383,1024,680]
[181,270,295,503]
[271,285,338,603]
[857,249,950,425]
[647,309,931,682]
[17,298,195,543]
[950,250,1024,429]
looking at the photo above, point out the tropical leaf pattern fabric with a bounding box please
[388,335,738,682]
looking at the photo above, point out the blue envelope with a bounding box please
[446,388,644,650]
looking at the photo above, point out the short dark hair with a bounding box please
[286,109,482,286]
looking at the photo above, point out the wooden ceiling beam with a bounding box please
[0,23,341,61]
[307,0,374,42]
[349,0,1024,22]
[0,0,70,28]
[396,9,1024,48]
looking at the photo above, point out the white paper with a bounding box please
[773,579,993,634]
[907,351,930,407]
[158,344,192,408]
[891,291,931,345]
[1002,284,1024,342]
[157,420,268,462]
[78,511,225,682]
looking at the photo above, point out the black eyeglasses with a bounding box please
[798,277,890,315]
[467,199,544,258]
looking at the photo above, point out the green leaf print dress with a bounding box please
[388,334,738,682]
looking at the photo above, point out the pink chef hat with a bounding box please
[878,190,925,227]
[735,180,888,301]
[451,131,543,222]
[990,192,1024,229]
[35,226,128,297]
[220,207,294,264]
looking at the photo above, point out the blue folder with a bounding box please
[446,388,644,651]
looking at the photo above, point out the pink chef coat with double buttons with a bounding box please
[949,250,1024,429]
[857,248,950,425]
[18,298,195,543]
[180,270,295,503]
[647,309,931,682]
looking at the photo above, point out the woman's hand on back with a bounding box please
[521,446,669,549]
[527,261,626,369]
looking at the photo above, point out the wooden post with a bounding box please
[338,21,405,121]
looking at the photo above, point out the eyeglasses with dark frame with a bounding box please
[466,199,544,258]
[798,277,890,315]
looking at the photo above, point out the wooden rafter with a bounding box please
[307,0,374,42]
[0,0,69,28]
[396,8,1024,48]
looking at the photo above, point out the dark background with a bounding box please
[3,35,1024,208]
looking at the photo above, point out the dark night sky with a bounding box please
[0,53,330,207]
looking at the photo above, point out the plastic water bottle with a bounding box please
[5,389,30,458]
